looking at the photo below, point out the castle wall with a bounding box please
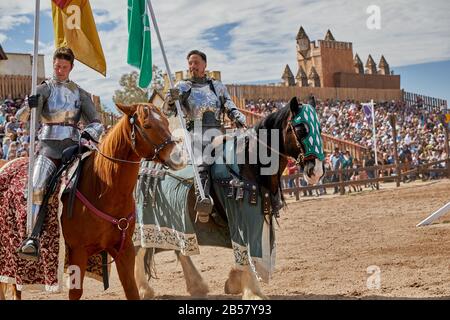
[318,40,354,87]
[334,72,400,89]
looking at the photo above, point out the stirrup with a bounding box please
[194,196,214,223]
[17,238,40,262]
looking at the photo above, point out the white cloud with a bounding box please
[1,0,449,111]
[25,39,47,50]
[0,15,30,31]
[0,33,7,43]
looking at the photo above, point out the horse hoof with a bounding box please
[188,282,209,297]
[224,269,242,295]
[242,292,268,300]
[139,287,155,300]
[224,278,242,295]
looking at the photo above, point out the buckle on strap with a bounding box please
[117,217,130,231]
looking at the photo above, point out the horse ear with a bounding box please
[115,103,137,116]
[289,97,300,115]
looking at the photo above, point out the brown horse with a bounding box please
[0,103,187,300]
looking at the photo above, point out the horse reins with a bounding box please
[93,110,176,165]
[246,125,314,167]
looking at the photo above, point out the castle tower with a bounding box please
[296,66,308,87]
[308,66,320,87]
[365,54,377,75]
[282,64,295,86]
[296,26,354,87]
[324,29,335,41]
[378,55,390,75]
[354,53,364,74]
[296,26,311,59]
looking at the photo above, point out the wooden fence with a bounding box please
[0,75,45,99]
[403,91,447,112]
[99,111,120,126]
[227,84,403,103]
[282,159,450,199]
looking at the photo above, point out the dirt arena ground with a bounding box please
[20,179,450,300]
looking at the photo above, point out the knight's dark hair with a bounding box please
[187,50,207,63]
[53,46,75,66]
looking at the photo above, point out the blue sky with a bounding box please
[0,0,449,112]
[395,61,450,102]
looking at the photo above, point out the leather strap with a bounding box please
[75,190,135,261]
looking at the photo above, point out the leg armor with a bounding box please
[32,154,57,205]
[18,155,57,261]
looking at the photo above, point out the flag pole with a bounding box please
[145,0,207,201]
[371,99,378,164]
[370,99,378,178]
[26,0,41,234]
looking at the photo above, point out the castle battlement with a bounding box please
[318,40,352,50]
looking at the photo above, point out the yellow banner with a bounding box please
[52,0,106,76]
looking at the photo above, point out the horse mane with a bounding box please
[252,104,291,159]
[245,105,291,200]
[254,104,291,132]
[93,115,132,189]
[254,105,291,153]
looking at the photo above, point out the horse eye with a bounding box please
[303,124,309,134]
[297,123,309,135]
[143,119,152,129]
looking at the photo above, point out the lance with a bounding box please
[26,0,41,234]
[145,0,208,202]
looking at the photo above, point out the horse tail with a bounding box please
[143,248,158,281]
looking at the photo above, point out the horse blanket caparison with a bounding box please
[0,157,104,292]
[134,138,276,282]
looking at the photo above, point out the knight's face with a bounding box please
[53,58,73,81]
[188,54,206,78]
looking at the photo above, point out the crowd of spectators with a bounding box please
[245,97,449,196]
[317,99,448,167]
[0,94,30,161]
[245,98,448,166]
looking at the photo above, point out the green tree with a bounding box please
[150,64,164,91]
[113,71,149,105]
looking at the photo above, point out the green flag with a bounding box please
[127,0,152,88]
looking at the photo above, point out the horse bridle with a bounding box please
[94,107,176,165]
[129,112,175,162]
[288,121,316,166]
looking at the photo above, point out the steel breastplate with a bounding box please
[39,80,82,141]
[186,84,221,121]
[42,80,81,123]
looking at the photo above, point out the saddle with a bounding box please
[214,132,283,218]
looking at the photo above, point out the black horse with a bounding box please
[134,97,325,299]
